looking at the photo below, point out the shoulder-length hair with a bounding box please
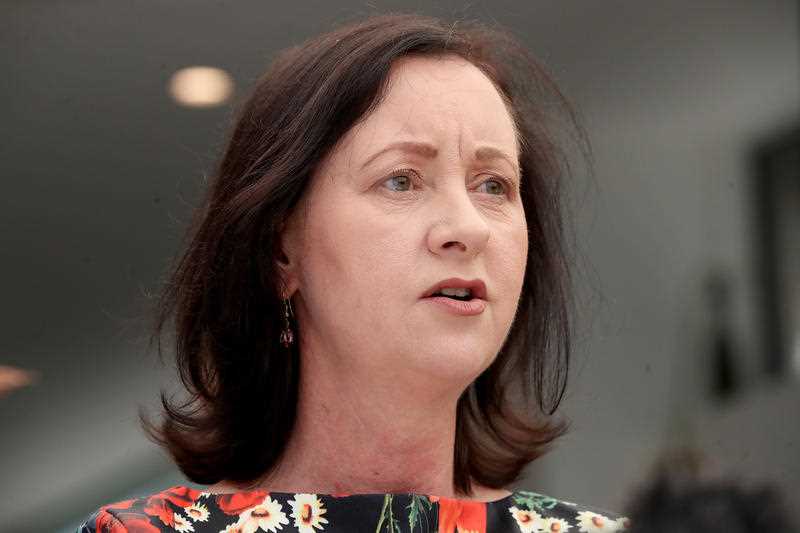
[143,12,587,497]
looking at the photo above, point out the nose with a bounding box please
[426,183,490,259]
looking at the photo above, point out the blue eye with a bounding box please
[379,169,515,199]
[477,178,507,196]
[383,173,414,192]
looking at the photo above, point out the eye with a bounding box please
[378,170,515,199]
[477,178,507,196]
[476,176,515,198]
[380,169,418,193]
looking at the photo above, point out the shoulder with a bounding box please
[76,485,216,532]
[505,490,632,532]
[76,485,303,532]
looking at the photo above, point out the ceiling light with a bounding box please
[167,66,234,108]
[0,365,37,398]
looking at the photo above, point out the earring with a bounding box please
[280,297,294,348]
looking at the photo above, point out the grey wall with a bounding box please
[1,1,798,531]
[530,8,800,504]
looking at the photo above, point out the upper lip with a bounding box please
[422,278,487,300]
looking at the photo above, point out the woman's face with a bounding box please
[280,54,528,395]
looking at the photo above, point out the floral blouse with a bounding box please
[76,485,631,532]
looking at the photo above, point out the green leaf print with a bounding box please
[406,495,432,533]
[512,490,559,513]
[376,495,401,533]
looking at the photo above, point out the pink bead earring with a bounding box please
[280,297,294,348]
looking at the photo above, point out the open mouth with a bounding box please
[422,278,487,302]
[428,288,475,301]
[423,288,486,315]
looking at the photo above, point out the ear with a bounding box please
[275,212,303,299]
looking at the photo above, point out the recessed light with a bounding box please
[0,365,37,397]
[167,66,234,108]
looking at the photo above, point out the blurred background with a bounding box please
[1,1,798,531]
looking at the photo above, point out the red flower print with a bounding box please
[458,500,488,533]
[113,515,162,533]
[142,498,174,527]
[216,490,268,515]
[141,485,202,526]
[438,498,487,533]
[95,510,124,533]
[95,510,160,533]
[159,486,202,507]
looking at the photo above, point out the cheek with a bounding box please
[513,225,529,283]
[491,221,529,312]
[303,199,417,314]
[499,216,528,273]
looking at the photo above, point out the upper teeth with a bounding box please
[438,287,471,297]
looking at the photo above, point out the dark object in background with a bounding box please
[624,448,797,532]
[704,270,740,401]
[751,122,800,379]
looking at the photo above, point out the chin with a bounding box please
[413,342,496,378]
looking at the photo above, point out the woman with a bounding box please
[78,12,630,533]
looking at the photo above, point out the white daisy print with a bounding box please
[186,502,210,522]
[508,506,544,533]
[542,517,572,532]
[614,516,632,530]
[173,512,195,532]
[219,523,244,533]
[576,510,616,532]
[288,493,329,533]
[238,495,290,533]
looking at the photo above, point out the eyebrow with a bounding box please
[360,141,438,170]
[360,140,519,176]
[474,146,520,176]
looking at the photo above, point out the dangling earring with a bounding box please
[280,297,294,348]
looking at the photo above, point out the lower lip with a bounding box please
[423,296,486,315]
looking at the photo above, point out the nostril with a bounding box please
[443,241,466,251]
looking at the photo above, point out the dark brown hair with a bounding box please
[143,12,588,497]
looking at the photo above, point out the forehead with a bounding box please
[340,54,518,157]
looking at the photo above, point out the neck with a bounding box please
[208,332,511,502]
